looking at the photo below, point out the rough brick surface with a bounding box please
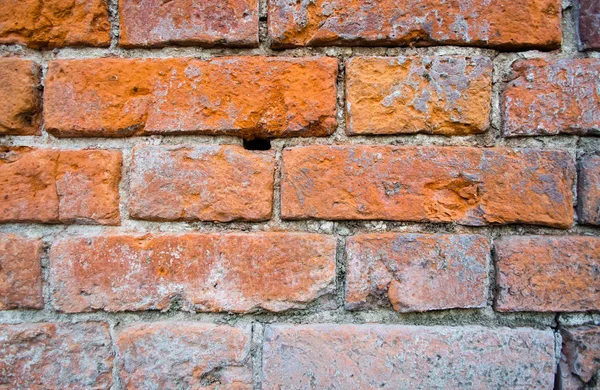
[578,0,600,50]
[559,326,600,389]
[0,147,121,225]
[0,0,110,48]
[268,0,561,49]
[345,234,489,312]
[44,57,338,138]
[346,56,492,135]
[281,146,574,228]
[120,0,258,48]
[0,322,113,388]
[578,154,600,225]
[130,145,275,222]
[0,234,43,310]
[495,236,600,312]
[0,58,41,135]
[262,325,556,389]
[118,323,252,389]
[503,59,600,136]
[50,233,336,313]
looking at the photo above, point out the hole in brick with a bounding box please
[243,138,271,151]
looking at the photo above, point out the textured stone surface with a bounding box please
[130,145,275,222]
[495,236,600,312]
[0,322,113,388]
[0,58,41,135]
[0,234,43,310]
[118,322,253,389]
[0,0,110,48]
[268,0,561,49]
[44,57,338,138]
[262,325,556,389]
[346,56,492,135]
[0,147,121,225]
[578,154,600,225]
[503,59,600,136]
[281,146,574,228]
[578,0,600,50]
[120,0,259,48]
[559,326,600,389]
[50,233,336,313]
[345,234,489,312]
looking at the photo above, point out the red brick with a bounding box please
[0,147,121,225]
[578,154,600,225]
[578,0,600,50]
[346,56,492,135]
[0,58,41,135]
[49,233,336,313]
[495,236,600,312]
[262,325,555,389]
[118,322,252,389]
[0,0,110,48]
[345,234,489,312]
[503,59,600,136]
[559,326,600,389]
[0,322,113,388]
[281,146,574,228]
[120,0,258,48]
[268,0,561,49]
[0,234,43,310]
[44,57,338,138]
[130,145,274,222]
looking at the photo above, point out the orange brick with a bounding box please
[578,154,600,225]
[281,146,574,228]
[495,236,600,312]
[0,234,43,310]
[49,233,336,313]
[268,0,561,49]
[346,234,489,312]
[0,58,41,135]
[503,59,600,136]
[118,323,252,389]
[0,147,121,225]
[120,0,258,48]
[346,56,492,135]
[0,322,113,388]
[0,0,110,48]
[130,145,274,222]
[44,57,338,138]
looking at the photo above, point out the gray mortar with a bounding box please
[1,0,600,388]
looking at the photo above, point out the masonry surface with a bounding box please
[0,0,599,389]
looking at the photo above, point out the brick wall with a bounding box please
[0,0,599,388]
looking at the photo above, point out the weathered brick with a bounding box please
[49,233,336,313]
[0,234,42,310]
[495,236,600,312]
[346,56,492,135]
[268,0,561,49]
[281,146,574,228]
[578,0,600,50]
[0,147,121,225]
[120,0,258,48]
[262,325,555,389]
[0,0,110,48]
[503,59,600,136]
[578,154,600,225]
[0,322,113,388]
[118,323,252,389]
[0,58,41,135]
[346,234,489,312]
[559,326,600,389]
[130,145,274,222]
[44,57,338,138]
